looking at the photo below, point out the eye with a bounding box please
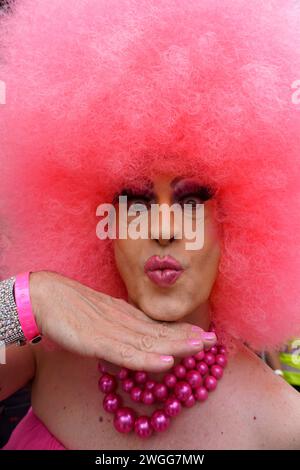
[127,197,150,214]
[173,183,214,205]
[126,191,154,214]
[178,194,205,212]
[180,195,203,207]
[113,186,155,213]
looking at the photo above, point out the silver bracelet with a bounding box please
[0,276,26,346]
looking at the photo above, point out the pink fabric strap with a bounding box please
[14,272,41,342]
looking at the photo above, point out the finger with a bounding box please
[105,322,208,358]
[97,312,217,360]
[93,336,175,372]
[105,305,217,346]
[93,293,217,345]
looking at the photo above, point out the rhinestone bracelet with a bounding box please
[0,277,26,346]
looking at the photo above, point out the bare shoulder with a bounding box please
[228,341,300,449]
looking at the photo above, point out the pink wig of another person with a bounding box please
[0,0,300,351]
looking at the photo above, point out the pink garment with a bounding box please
[2,407,66,450]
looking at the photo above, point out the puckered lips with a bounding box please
[144,255,184,287]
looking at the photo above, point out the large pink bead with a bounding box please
[141,390,155,405]
[186,370,203,389]
[194,386,208,402]
[145,380,156,391]
[210,346,218,355]
[173,364,186,379]
[164,373,177,389]
[182,394,196,408]
[153,383,168,401]
[215,354,227,368]
[117,367,130,380]
[194,350,205,361]
[134,371,148,384]
[121,378,134,392]
[98,373,117,394]
[130,386,143,402]
[218,346,227,355]
[211,364,224,380]
[103,392,123,413]
[113,407,136,434]
[204,375,217,391]
[134,416,153,438]
[196,361,209,376]
[204,352,216,366]
[174,381,192,402]
[182,356,196,370]
[164,397,182,417]
[150,410,170,432]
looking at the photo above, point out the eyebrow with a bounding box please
[171,177,202,193]
[122,187,155,198]
[124,177,198,197]
[170,176,184,187]
[170,176,202,190]
[172,178,215,200]
[112,176,214,204]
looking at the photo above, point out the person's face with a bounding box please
[113,175,221,321]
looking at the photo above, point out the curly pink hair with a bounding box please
[0,0,300,350]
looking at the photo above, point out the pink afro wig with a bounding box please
[0,0,300,351]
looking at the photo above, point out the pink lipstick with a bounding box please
[144,255,184,287]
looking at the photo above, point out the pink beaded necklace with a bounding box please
[98,324,227,438]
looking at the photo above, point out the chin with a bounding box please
[138,295,192,322]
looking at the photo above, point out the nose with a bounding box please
[150,204,182,246]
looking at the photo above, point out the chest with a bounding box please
[31,351,266,450]
[53,385,261,450]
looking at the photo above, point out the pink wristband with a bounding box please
[14,272,41,343]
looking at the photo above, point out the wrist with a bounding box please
[14,272,42,343]
[28,271,47,335]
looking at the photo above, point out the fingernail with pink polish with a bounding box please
[202,332,217,340]
[192,326,203,332]
[160,355,173,362]
[188,338,202,346]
